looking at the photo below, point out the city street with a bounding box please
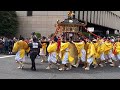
[0,54,120,79]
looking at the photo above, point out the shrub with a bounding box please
[0,11,18,38]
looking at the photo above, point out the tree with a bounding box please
[0,11,18,38]
[35,32,41,39]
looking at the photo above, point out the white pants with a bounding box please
[100,53,105,61]
[62,52,69,64]
[105,50,113,60]
[48,52,57,64]
[15,51,25,62]
[112,53,120,61]
[80,49,86,62]
[87,57,94,65]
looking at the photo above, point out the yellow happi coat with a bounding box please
[12,40,30,59]
[87,42,96,59]
[93,42,100,64]
[47,42,58,59]
[47,42,57,53]
[115,42,120,54]
[104,41,113,55]
[40,43,47,55]
[74,42,85,58]
[60,42,74,64]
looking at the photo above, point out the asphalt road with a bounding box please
[0,54,120,79]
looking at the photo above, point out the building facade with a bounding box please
[16,11,120,38]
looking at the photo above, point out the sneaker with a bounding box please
[17,66,21,69]
[59,68,64,71]
[21,65,24,69]
[94,64,98,68]
[82,66,86,69]
[110,64,115,67]
[66,68,70,70]
[108,59,113,63]
[46,66,51,69]
[85,67,90,70]
[41,60,44,63]
[118,65,120,68]
[105,61,108,64]
[99,64,104,67]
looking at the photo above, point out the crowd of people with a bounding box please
[0,37,18,54]
[11,32,120,71]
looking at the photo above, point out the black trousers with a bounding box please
[30,52,38,69]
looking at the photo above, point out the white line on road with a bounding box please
[0,55,15,59]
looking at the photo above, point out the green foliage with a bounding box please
[0,11,18,37]
[50,33,54,38]
[82,32,89,37]
[35,32,41,39]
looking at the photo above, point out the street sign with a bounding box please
[87,27,94,32]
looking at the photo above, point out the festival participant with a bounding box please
[28,37,41,71]
[40,36,47,63]
[73,38,86,68]
[97,39,106,67]
[12,37,30,69]
[85,39,96,70]
[104,37,113,64]
[58,39,75,71]
[92,38,99,68]
[46,37,60,69]
[110,36,120,68]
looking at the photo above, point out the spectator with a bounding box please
[0,39,4,54]
[4,38,9,54]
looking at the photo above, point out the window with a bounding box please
[27,11,32,16]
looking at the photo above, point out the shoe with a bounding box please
[73,64,78,68]
[33,68,36,71]
[20,64,24,69]
[99,64,104,67]
[110,64,115,67]
[105,61,108,64]
[108,59,112,63]
[17,66,21,69]
[82,66,86,69]
[94,64,98,68]
[118,65,120,68]
[85,67,90,70]
[31,67,33,70]
[46,66,51,69]
[66,68,70,70]
[41,60,44,63]
[59,68,64,71]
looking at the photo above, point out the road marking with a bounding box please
[0,55,15,59]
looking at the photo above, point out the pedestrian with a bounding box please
[4,38,9,54]
[0,39,3,54]
[28,37,41,71]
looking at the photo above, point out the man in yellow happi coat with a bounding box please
[97,39,106,67]
[58,39,75,71]
[40,36,47,63]
[92,39,100,68]
[104,38,113,63]
[46,37,60,69]
[85,39,96,70]
[110,36,120,68]
[73,39,86,68]
[12,37,30,69]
